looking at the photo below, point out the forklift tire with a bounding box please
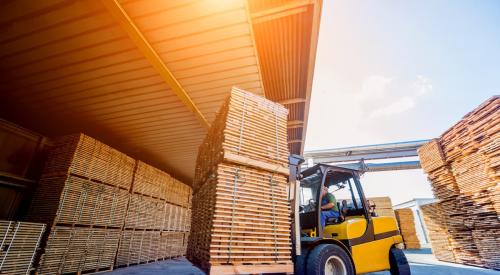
[389,247,411,275]
[294,248,309,275]
[306,244,354,275]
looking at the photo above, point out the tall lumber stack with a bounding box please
[28,134,134,274]
[418,96,500,270]
[394,209,421,249]
[0,220,46,275]
[368,197,396,218]
[27,133,193,274]
[187,88,293,275]
[116,161,191,267]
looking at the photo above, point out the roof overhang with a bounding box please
[0,0,322,183]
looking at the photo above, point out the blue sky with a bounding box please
[304,0,500,204]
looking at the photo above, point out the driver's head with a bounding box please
[321,185,328,195]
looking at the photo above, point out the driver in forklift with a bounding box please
[320,185,340,228]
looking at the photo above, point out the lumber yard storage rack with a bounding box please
[0,0,323,274]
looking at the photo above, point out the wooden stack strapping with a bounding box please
[188,88,293,275]
[37,227,120,275]
[394,209,421,249]
[420,203,456,262]
[116,160,192,268]
[418,96,500,270]
[367,197,395,218]
[0,221,46,275]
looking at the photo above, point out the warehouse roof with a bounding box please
[0,0,322,183]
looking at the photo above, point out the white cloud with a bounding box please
[358,75,393,100]
[361,75,432,118]
[369,96,416,118]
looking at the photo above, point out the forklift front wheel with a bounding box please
[306,244,354,275]
[389,247,411,275]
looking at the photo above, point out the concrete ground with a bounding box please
[107,249,499,275]
[367,249,499,275]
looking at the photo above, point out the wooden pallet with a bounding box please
[0,221,46,275]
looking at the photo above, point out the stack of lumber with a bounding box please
[394,209,421,249]
[418,96,499,270]
[368,197,395,218]
[187,88,293,275]
[28,133,193,274]
[116,161,192,267]
[0,220,46,275]
[28,134,134,274]
[420,203,456,262]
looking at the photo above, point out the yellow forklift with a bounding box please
[289,155,410,275]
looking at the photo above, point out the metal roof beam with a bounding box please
[101,0,209,129]
[335,161,422,172]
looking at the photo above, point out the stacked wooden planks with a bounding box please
[394,209,421,249]
[0,220,46,275]
[418,96,499,270]
[187,88,293,275]
[28,133,193,274]
[116,161,192,267]
[368,197,396,218]
[420,203,456,263]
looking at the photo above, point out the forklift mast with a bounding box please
[288,154,305,256]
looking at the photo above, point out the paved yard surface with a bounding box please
[368,249,499,275]
[108,249,499,274]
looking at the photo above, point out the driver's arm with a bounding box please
[321,193,335,210]
[321,202,334,210]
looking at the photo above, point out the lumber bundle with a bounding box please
[418,96,500,270]
[368,197,395,218]
[42,134,135,190]
[394,209,421,249]
[187,88,293,275]
[38,227,120,275]
[193,87,289,190]
[0,221,46,275]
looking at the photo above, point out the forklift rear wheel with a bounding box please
[306,244,354,275]
[389,247,411,275]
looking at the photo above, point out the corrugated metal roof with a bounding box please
[0,0,322,183]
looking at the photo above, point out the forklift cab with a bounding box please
[299,164,368,238]
[294,163,408,275]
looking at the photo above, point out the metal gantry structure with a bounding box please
[304,140,430,172]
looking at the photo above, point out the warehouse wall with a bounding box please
[0,119,50,219]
